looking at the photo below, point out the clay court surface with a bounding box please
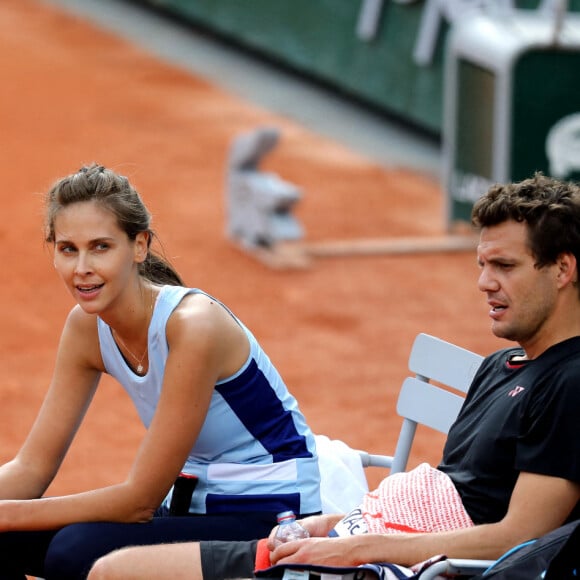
[0,0,506,494]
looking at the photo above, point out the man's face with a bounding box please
[477,220,559,353]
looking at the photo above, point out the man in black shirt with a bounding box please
[87,173,580,578]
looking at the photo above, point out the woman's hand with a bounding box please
[266,513,344,550]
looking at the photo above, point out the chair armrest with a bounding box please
[419,558,495,579]
[356,451,394,469]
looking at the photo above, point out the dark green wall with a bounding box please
[133,0,580,136]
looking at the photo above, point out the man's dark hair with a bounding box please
[472,173,580,269]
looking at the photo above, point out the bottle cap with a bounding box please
[276,510,296,522]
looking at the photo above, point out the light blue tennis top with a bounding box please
[97,285,321,515]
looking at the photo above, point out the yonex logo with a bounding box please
[508,386,525,397]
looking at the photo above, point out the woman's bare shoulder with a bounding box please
[64,304,99,332]
[167,291,244,346]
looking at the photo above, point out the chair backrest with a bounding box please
[359,333,484,474]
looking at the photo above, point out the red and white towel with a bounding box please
[332,463,474,537]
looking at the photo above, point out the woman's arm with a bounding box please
[0,294,249,531]
[0,306,101,502]
[270,471,580,567]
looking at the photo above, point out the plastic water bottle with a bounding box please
[274,510,310,545]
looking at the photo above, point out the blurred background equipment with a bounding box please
[443,0,580,228]
[226,127,306,267]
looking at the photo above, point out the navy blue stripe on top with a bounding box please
[215,359,312,462]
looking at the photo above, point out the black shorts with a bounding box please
[200,539,258,579]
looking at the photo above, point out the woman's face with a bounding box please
[52,200,147,314]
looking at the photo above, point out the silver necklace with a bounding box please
[113,287,154,374]
[114,331,148,374]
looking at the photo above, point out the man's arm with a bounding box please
[270,471,580,567]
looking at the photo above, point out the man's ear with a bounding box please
[556,252,578,289]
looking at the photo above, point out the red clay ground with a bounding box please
[0,0,505,496]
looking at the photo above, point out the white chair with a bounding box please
[370,333,494,578]
[356,332,484,474]
[318,332,494,578]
